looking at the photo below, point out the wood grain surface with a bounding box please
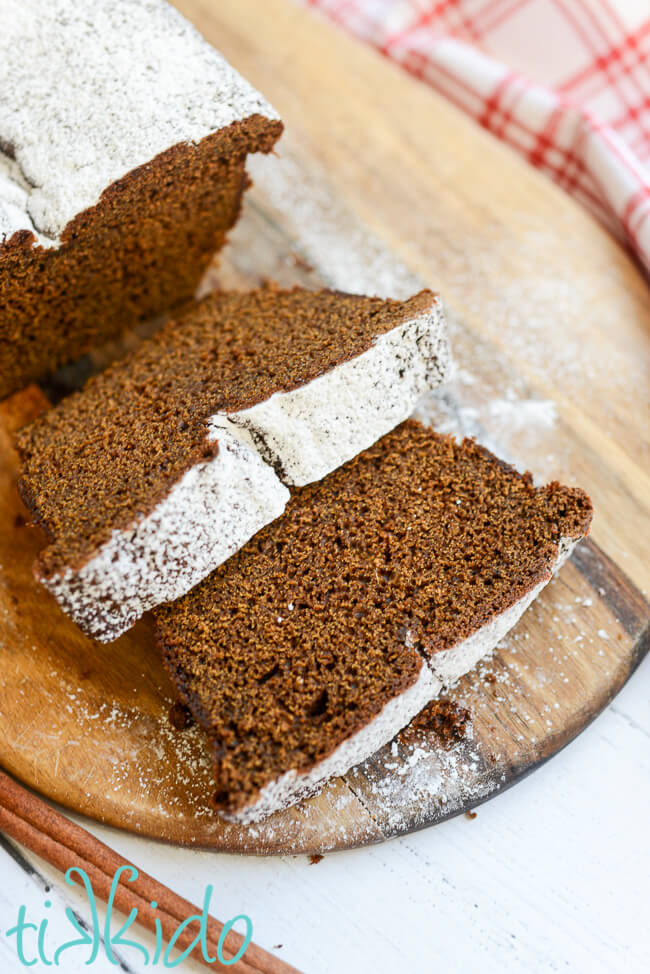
[0,0,647,856]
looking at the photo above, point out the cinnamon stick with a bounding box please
[0,769,300,973]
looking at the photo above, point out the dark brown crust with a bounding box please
[15,287,437,576]
[154,420,593,816]
[0,114,282,399]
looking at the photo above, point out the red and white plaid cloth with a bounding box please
[300,0,650,274]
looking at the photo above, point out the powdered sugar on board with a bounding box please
[233,144,565,483]
[348,722,490,835]
[414,367,562,481]
[246,147,421,300]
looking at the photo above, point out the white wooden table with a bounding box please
[1,3,648,966]
[1,650,647,974]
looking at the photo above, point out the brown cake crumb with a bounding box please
[409,699,471,748]
[154,420,592,819]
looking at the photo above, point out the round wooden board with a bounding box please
[1,0,648,856]
[0,387,647,855]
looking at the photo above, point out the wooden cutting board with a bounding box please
[0,0,647,856]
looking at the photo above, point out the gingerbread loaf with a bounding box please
[17,288,450,641]
[0,0,282,399]
[154,421,593,822]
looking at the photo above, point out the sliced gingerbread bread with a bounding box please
[17,288,449,641]
[154,421,593,823]
[0,0,282,399]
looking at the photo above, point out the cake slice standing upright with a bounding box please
[154,420,593,823]
[17,287,450,641]
[0,0,282,398]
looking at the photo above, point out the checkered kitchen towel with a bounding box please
[300,0,650,274]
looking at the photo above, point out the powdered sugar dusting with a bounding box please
[247,147,422,298]
[415,376,557,450]
[1,0,279,243]
[348,720,491,834]
[414,365,563,481]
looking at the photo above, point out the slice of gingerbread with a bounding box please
[153,420,593,823]
[17,287,449,641]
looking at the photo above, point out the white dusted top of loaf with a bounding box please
[0,0,279,245]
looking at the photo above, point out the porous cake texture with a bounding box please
[154,421,593,822]
[0,0,282,398]
[17,288,449,641]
